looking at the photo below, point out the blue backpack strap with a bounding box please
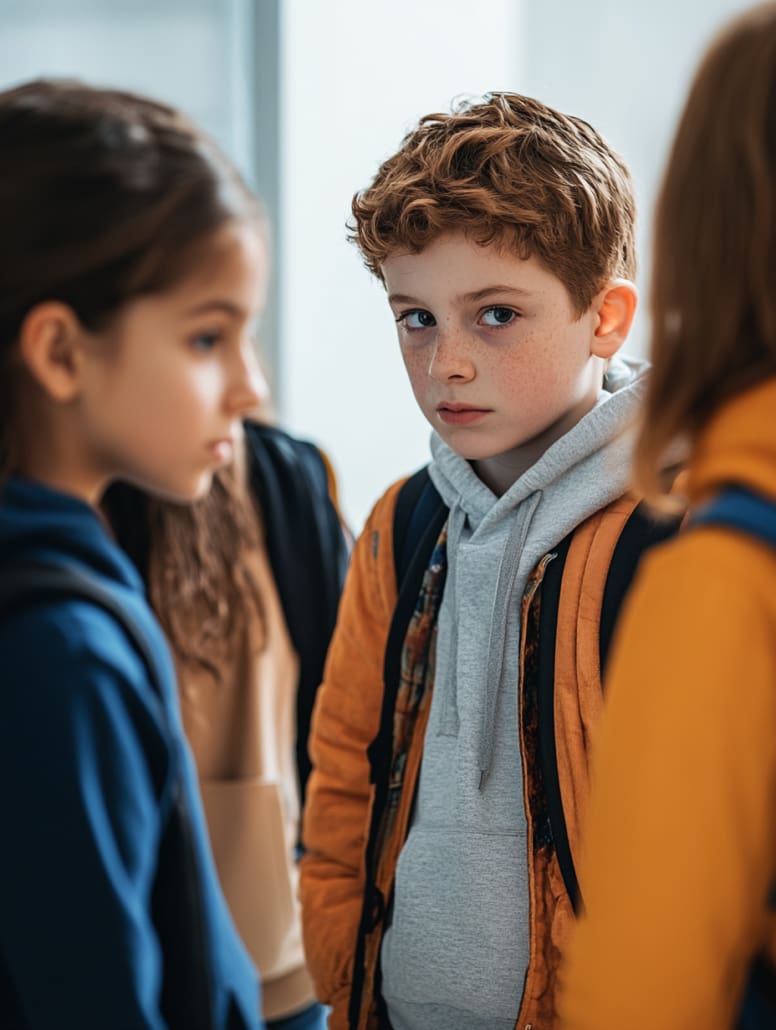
[0,560,164,691]
[0,560,216,1030]
[693,485,776,546]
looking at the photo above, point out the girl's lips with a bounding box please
[436,405,490,426]
[209,439,235,463]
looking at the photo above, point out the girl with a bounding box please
[105,402,350,1030]
[559,5,776,1028]
[0,79,266,1028]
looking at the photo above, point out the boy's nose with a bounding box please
[428,331,475,383]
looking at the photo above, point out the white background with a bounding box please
[0,0,756,528]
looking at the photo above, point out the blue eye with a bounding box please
[191,331,221,352]
[397,309,436,330]
[480,306,517,327]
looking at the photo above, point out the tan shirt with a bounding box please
[178,537,315,1022]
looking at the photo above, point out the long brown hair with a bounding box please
[105,457,265,683]
[148,466,264,681]
[0,79,267,674]
[636,3,776,500]
[0,78,260,478]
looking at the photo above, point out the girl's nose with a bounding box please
[228,339,270,419]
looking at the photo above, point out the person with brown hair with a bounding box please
[106,398,350,1030]
[0,78,266,1027]
[557,5,776,1029]
[299,92,652,1029]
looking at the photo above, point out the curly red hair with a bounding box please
[350,92,635,315]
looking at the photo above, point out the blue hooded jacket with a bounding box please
[0,477,262,1029]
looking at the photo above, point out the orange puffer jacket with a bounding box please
[301,479,658,1030]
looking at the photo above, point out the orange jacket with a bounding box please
[301,476,657,1030]
[559,377,776,1030]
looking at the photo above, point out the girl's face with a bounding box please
[76,221,268,502]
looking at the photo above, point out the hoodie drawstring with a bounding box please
[478,491,541,789]
[437,505,467,736]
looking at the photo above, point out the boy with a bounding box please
[300,93,641,1030]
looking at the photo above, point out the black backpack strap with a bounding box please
[382,468,448,737]
[536,531,578,907]
[599,502,685,673]
[0,560,215,1030]
[393,466,444,583]
[537,503,683,914]
[244,422,350,807]
[737,826,776,1026]
[350,471,448,1030]
[739,952,776,1029]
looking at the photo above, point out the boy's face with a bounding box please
[383,232,619,469]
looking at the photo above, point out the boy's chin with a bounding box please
[438,434,523,464]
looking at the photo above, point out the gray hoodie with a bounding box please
[379,357,647,1030]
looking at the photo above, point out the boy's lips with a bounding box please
[436,402,491,426]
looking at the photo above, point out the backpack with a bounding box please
[349,467,682,1028]
[0,560,215,1030]
[359,474,776,1028]
[388,466,682,909]
[691,486,776,1030]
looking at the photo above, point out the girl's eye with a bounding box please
[191,330,222,352]
[396,309,436,331]
[480,306,517,327]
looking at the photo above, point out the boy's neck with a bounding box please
[470,392,600,496]
[471,443,546,496]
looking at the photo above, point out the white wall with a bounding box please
[277,0,757,530]
[515,0,757,357]
[0,0,762,530]
[278,0,521,530]
[0,0,256,177]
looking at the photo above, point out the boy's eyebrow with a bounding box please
[388,285,533,307]
[461,285,533,302]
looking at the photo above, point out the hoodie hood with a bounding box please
[0,477,143,592]
[427,354,648,786]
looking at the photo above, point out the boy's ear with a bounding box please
[591,279,638,359]
[18,301,88,403]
